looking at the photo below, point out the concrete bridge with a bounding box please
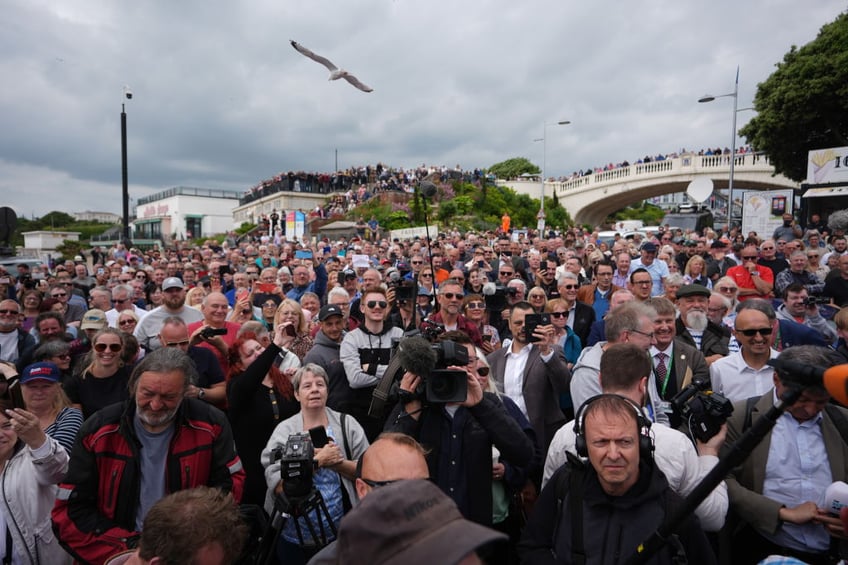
[498,152,799,226]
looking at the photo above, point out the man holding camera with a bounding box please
[386,331,533,525]
[775,284,838,345]
[488,301,571,452]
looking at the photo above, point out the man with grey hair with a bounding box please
[53,347,245,564]
[570,302,661,419]
[774,250,825,297]
[724,345,848,563]
[708,291,733,329]
[675,284,729,366]
[88,285,113,313]
[105,284,148,328]
[557,271,595,347]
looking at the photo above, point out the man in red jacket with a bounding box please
[52,347,245,565]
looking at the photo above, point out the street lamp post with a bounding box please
[121,85,132,246]
[699,67,740,226]
[535,120,570,234]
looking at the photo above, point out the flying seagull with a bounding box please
[290,40,373,93]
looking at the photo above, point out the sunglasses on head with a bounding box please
[94,343,122,353]
[737,327,773,337]
[366,300,388,309]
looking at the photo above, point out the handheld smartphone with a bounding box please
[236,289,249,302]
[295,250,313,260]
[256,282,276,293]
[284,324,297,337]
[482,333,493,343]
[477,261,485,268]
[308,426,329,448]
[524,313,551,343]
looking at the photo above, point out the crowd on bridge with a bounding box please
[2,207,848,563]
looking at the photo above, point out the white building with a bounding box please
[73,211,121,223]
[132,186,241,241]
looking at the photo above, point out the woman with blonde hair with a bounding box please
[62,328,130,419]
[185,286,207,309]
[684,255,712,288]
[273,298,314,362]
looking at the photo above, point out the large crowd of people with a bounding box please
[0,210,847,564]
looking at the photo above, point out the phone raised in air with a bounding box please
[524,313,551,343]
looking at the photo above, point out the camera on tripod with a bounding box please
[670,379,733,442]
[273,433,315,499]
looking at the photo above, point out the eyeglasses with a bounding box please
[164,339,190,347]
[629,329,655,340]
[741,256,758,261]
[51,292,67,298]
[551,311,567,318]
[466,302,486,310]
[53,353,71,360]
[419,273,433,278]
[118,319,136,326]
[0,309,18,315]
[737,327,773,337]
[114,298,131,304]
[477,367,490,377]
[561,284,578,290]
[529,294,546,300]
[441,292,463,300]
[499,271,514,276]
[262,301,277,308]
[760,246,774,250]
[94,343,122,352]
[366,300,388,309]
[808,254,820,258]
[717,286,737,293]
[411,261,423,265]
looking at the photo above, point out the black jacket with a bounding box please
[520,459,716,564]
[386,392,534,525]
[675,318,729,359]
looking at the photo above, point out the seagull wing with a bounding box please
[342,74,374,93]
[290,40,338,72]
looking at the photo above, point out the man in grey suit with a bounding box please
[487,301,571,454]
[647,297,710,429]
[724,345,848,565]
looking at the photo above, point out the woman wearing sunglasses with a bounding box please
[63,328,130,419]
[545,298,582,371]
[462,294,500,353]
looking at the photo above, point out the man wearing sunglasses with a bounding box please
[726,245,774,302]
[340,288,405,441]
[428,280,483,347]
[708,307,778,403]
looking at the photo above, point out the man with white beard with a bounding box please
[674,285,729,366]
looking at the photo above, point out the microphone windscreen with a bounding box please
[823,365,848,406]
[396,336,437,378]
[825,481,848,515]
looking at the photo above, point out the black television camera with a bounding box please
[482,282,515,313]
[425,340,470,404]
[670,379,733,442]
[273,433,315,499]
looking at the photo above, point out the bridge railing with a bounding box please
[550,151,775,195]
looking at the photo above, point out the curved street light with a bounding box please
[698,67,739,225]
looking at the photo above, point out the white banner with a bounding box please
[389,225,440,241]
[807,146,848,184]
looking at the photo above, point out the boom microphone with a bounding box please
[396,336,437,378]
[766,359,848,406]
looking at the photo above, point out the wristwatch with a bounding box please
[198,388,206,400]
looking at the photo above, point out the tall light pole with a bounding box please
[535,120,570,233]
[121,85,133,246]
[699,67,739,226]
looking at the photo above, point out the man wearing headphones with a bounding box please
[521,391,717,564]
[543,343,728,531]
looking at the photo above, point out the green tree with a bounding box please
[487,157,540,180]
[739,11,848,182]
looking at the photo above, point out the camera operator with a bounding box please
[543,343,728,532]
[261,363,369,564]
[385,331,534,526]
[775,283,838,345]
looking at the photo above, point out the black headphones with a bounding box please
[573,394,654,461]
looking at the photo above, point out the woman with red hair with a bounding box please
[227,325,300,506]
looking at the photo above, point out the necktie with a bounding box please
[655,352,668,386]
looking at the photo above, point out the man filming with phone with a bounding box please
[386,331,534,526]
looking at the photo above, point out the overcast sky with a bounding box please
[1,1,844,219]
